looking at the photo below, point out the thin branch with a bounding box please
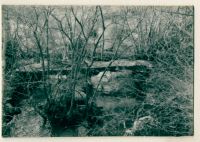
[51,13,73,46]
[71,7,87,40]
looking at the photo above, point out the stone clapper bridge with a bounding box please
[12,59,153,136]
[15,59,153,101]
[16,59,153,78]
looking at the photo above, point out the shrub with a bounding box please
[132,14,194,135]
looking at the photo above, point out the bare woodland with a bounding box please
[2,6,194,136]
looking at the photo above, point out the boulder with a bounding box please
[124,115,154,136]
[77,126,88,136]
[91,70,134,96]
[9,100,52,137]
